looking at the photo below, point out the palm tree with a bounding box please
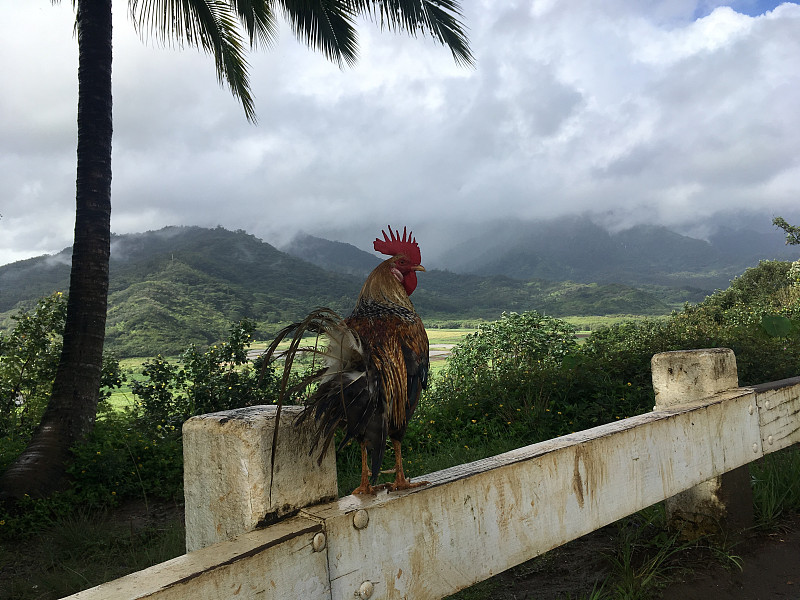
[0,0,472,500]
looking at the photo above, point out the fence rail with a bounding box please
[67,349,800,600]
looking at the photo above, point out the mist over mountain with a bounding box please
[1,217,796,357]
[282,233,380,277]
[433,215,797,290]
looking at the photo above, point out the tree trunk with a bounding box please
[0,0,113,500]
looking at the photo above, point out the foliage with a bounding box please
[0,294,126,467]
[415,312,581,452]
[0,293,66,441]
[772,217,800,288]
[409,260,800,478]
[80,318,281,505]
[0,506,185,600]
[773,216,800,246]
[129,319,279,427]
[3,227,682,359]
[604,508,689,600]
[580,261,800,387]
[0,405,186,539]
[751,446,800,527]
[789,260,800,286]
[0,317,280,536]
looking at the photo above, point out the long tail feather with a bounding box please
[258,307,347,503]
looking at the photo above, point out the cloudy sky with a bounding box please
[2,0,799,266]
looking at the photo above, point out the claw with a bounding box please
[387,439,429,492]
[389,478,429,492]
[352,483,378,495]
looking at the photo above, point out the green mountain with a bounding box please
[0,226,671,357]
[437,215,797,293]
[1,227,362,357]
[283,232,379,277]
[0,253,72,311]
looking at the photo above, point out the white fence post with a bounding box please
[183,405,337,552]
[651,348,754,538]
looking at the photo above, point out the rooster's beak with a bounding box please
[413,265,426,272]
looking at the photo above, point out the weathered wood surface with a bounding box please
[67,515,328,599]
[183,405,337,552]
[754,376,800,453]
[63,379,800,600]
[309,388,761,599]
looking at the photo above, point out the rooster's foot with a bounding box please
[351,483,378,495]
[388,479,429,492]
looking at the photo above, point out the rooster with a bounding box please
[264,226,429,495]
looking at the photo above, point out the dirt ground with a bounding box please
[658,513,800,600]
[447,512,800,599]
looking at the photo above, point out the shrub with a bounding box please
[130,319,279,427]
[1,318,281,536]
[0,294,126,475]
[0,293,66,441]
[409,261,800,465]
[415,312,580,450]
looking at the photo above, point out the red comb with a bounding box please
[373,226,421,264]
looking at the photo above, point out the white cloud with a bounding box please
[1,1,799,265]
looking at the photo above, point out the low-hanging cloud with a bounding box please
[1,1,799,265]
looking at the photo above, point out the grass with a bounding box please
[105,357,175,412]
[427,328,478,345]
[0,506,185,600]
[752,446,800,527]
[108,329,475,393]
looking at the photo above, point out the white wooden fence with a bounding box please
[66,348,800,600]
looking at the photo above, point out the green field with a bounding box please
[427,328,477,345]
[561,314,658,332]
[107,328,478,410]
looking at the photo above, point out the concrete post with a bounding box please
[183,405,337,553]
[651,348,754,539]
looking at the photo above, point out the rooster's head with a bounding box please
[374,226,425,296]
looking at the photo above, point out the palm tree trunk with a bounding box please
[0,0,113,499]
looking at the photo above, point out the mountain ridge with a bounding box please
[1,219,795,357]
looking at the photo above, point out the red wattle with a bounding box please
[402,271,418,295]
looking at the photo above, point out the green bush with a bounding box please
[0,317,280,536]
[0,294,126,474]
[409,261,800,470]
[414,312,580,452]
[130,319,279,427]
[0,293,66,441]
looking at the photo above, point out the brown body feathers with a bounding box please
[264,227,429,495]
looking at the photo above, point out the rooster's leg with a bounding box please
[351,442,377,495]
[389,439,429,492]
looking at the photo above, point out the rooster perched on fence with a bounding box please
[264,226,429,495]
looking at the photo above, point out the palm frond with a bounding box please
[230,0,280,48]
[350,0,474,67]
[280,0,359,67]
[129,0,257,121]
